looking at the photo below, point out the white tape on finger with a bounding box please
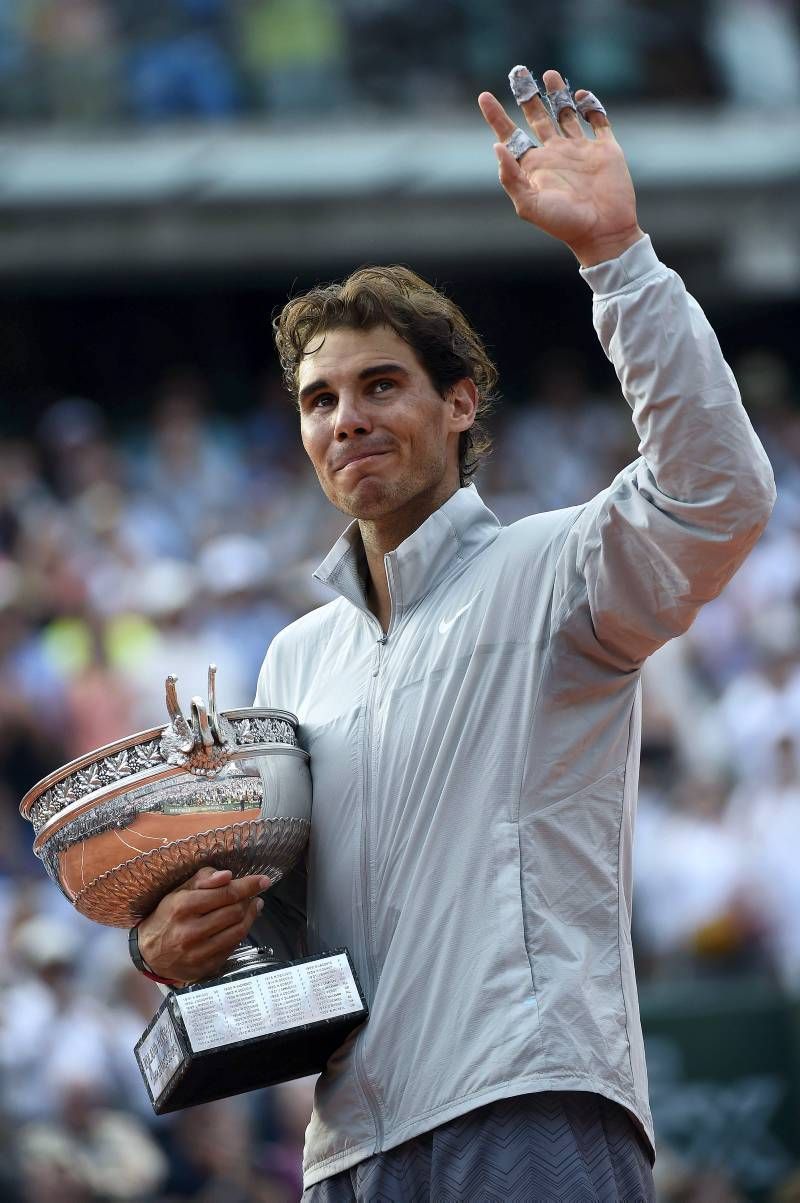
[546,84,577,119]
[505,127,537,160]
[508,65,541,105]
[575,91,607,118]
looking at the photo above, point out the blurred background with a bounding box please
[0,0,799,1199]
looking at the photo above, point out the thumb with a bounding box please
[494,143,537,217]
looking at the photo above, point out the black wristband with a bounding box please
[128,923,154,974]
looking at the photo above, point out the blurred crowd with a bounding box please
[0,338,798,1197]
[1,0,800,126]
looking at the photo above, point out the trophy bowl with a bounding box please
[19,666,312,928]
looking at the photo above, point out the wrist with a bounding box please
[128,922,183,988]
[570,224,645,269]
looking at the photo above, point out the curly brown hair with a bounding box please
[273,265,497,486]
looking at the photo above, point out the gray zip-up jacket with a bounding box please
[254,236,775,1188]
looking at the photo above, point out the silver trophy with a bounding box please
[20,666,367,1113]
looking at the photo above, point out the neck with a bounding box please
[360,480,461,632]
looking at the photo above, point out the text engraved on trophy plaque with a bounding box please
[139,1008,184,1098]
[177,954,362,1053]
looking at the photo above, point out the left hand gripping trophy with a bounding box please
[20,666,367,1113]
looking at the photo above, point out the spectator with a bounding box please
[123,0,239,121]
[35,0,120,124]
[732,734,800,988]
[235,0,348,116]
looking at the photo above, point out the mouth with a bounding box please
[335,450,391,473]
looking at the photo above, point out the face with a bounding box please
[297,325,476,522]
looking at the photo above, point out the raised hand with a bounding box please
[478,69,643,267]
[137,865,271,985]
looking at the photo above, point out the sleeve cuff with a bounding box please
[579,234,662,297]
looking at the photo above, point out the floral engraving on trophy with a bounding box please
[133,740,164,771]
[103,750,131,782]
[234,716,295,746]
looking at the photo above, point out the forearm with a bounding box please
[582,235,776,535]
[557,238,777,667]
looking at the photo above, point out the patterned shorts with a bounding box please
[302,1091,655,1202]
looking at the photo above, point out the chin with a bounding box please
[331,477,407,520]
[340,494,397,521]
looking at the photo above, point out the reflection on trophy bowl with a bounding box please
[20,670,311,928]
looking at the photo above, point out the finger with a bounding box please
[494,143,538,218]
[187,866,232,890]
[507,65,558,144]
[478,91,519,143]
[479,92,538,167]
[195,896,264,939]
[195,921,257,969]
[542,69,582,140]
[573,88,613,139]
[180,873,271,916]
[186,901,264,970]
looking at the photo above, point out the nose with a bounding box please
[333,392,373,441]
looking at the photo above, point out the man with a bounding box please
[135,68,775,1199]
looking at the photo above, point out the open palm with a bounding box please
[478,69,642,267]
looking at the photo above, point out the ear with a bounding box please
[445,378,478,431]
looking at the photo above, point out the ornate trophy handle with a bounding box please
[161,667,236,774]
[191,698,214,749]
[208,664,225,744]
[164,675,194,755]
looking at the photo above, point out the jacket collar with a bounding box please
[313,485,501,619]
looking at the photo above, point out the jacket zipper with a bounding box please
[355,555,396,1150]
[361,624,386,1000]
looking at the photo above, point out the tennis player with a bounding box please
[135,67,775,1200]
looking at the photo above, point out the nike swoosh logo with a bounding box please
[438,594,481,635]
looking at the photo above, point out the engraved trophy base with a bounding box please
[135,948,368,1114]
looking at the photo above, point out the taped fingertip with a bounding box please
[258,875,272,890]
[256,898,264,913]
[575,90,607,118]
[508,65,540,105]
[546,81,577,119]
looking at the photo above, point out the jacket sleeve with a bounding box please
[553,235,776,670]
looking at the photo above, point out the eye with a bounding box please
[372,379,394,395]
[310,393,335,410]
